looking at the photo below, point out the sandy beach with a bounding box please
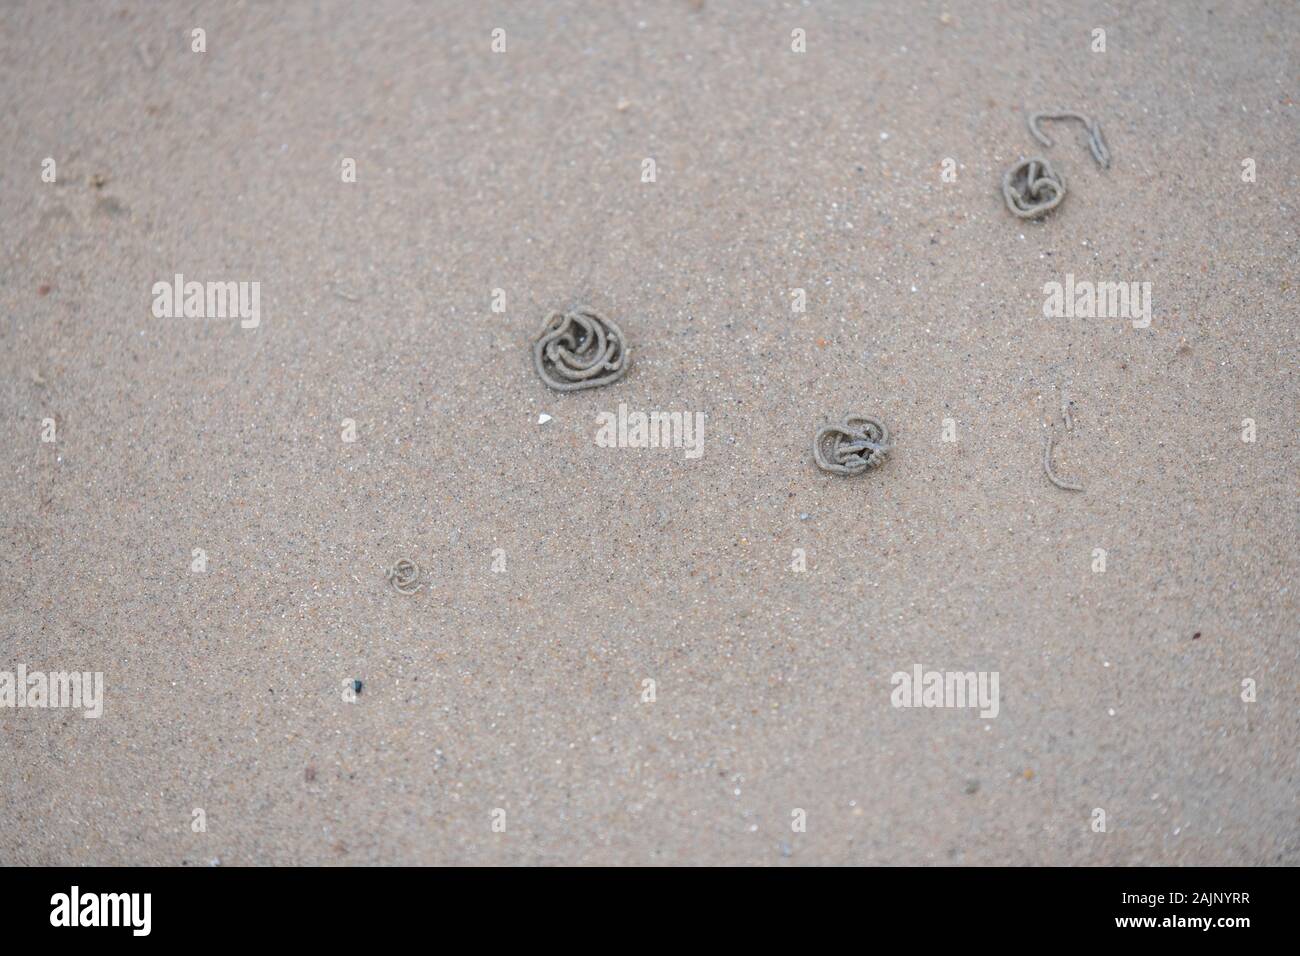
[1,0,1296,865]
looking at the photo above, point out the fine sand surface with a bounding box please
[1,1,1296,865]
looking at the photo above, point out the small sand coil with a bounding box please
[1002,111,1108,220]
[1043,433,1084,492]
[1002,156,1066,219]
[385,559,423,594]
[533,307,629,391]
[1028,110,1110,169]
[814,415,892,475]
[1043,395,1085,491]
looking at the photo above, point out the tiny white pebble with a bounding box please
[538,414,552,425]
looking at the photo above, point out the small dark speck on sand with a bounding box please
[95,196,128,217]
[37,284,51,296]
[304,766,317,782]
[1192,632,1201,640]
[352,679,363,694]
[964,779,980,795]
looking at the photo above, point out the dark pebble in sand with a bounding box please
[352,679,363,694]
